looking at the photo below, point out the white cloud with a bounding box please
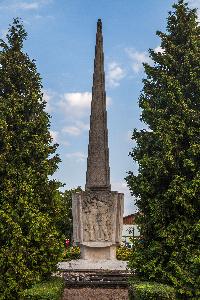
[64,92,91,109]
[61,140,70,147]
[62,126,81,136]
[106,96,112,106]
[107,62,126,87]
[34,14,54,20]
[58,90,112,144]
[154,45,165,54]
[188,0,200,21]
[112,181,129,194]
[66,152,86,162]
[125,48,151,73]
[15,2,39,10]
[62,121,89,136]
[60,91,111,118]
[0,0,53,11]
[50,130,70,147]
[188,0,200,7]
[60,92,92,117]
[50,130,58,143]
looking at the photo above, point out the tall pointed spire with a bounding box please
[86,19,110,191]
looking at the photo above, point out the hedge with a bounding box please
[20,277,64,300]
[129,281,176,300]
[62,245,132,261]
[62,246,81,260]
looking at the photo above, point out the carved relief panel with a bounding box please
[72,190,124,246]
[82,192,113,242]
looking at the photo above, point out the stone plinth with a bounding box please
[57,260,129,294]
[58,259,129,289]
[72,190,124,260]
[80,245,116,260]
[58,259,128,271]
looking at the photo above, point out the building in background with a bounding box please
[122,213,140,248]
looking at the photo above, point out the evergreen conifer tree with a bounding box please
[0,19,64,299]
[126,1,200,297]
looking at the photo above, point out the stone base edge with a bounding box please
[55,268,131,287]
[58,259,128,271]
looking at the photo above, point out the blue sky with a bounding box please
[0,0,199,215]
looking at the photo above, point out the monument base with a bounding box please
[58,259,128,271]
[57,259,130,287]
[80,245,116,260]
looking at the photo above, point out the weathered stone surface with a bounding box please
[80,245,116,260]
[62,287,129,300]
[85,19,110,191]
[72,19,124,263]
[73,191,124,250]
[58,259,128,271]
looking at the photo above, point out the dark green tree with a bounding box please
[0,19,64,299]
[56,187,82,241]
[126,1,200,298]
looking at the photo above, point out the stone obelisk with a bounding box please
[86,19,110,192]
[72,19,124,261]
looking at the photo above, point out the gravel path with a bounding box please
[62,287,129,300]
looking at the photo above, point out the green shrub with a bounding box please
[21,277,64,300]
[62,246,81,260]
[62,246,133,261]
[116,246,133,261]
[129,282,176,300]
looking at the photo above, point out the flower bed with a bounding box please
[116,246,133,261]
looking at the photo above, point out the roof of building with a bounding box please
[123,213,139,225]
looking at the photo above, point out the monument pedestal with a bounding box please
[70,189,126,282]
[80,245,116,260]
[58,259,127,271]
[58,259,129,287]
[72,190,124,262]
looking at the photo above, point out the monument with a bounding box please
[58,20,127,279]
[72,19,124,262]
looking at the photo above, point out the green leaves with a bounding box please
[6,18,27,51]
[21,277,64,300]
[126,1,200,297]
[55,187,82,239]
[129,281,176,300]
[0,19,64,299]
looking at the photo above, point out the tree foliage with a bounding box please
[56,187,82,240]
[126,1,200,297]
[0,19,64,299]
